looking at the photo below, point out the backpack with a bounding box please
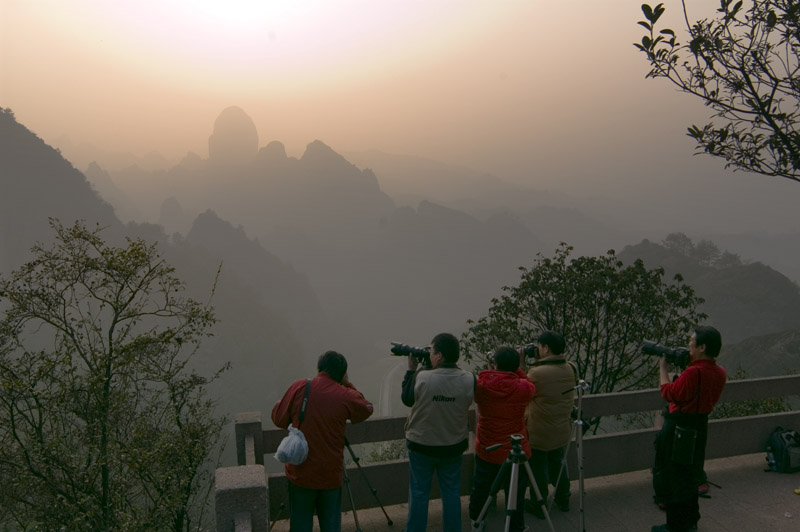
[765,426,800,473]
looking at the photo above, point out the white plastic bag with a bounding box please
[274,426,308,465]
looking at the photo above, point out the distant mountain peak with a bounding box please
[208,106,258,165]
[298,140,384,194]
[260,140,288,160]
[301,140,349,166]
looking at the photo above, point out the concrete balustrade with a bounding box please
[215,374,800,530]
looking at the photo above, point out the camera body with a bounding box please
[520,343,538,359]
[390,342,431,366]
[641,340,690,368]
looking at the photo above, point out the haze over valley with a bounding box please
[3,1,800,440]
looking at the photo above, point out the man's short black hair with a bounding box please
[694,326,722,358]
[537,330,566,355]
[493,346,520,372]
[431,333,459,363]
[318,350,348,382]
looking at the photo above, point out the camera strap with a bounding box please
[298,379,311,428]
[695,370,701,414]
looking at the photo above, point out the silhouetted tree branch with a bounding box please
[635,1,800,183]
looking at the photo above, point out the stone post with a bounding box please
[215,465,269,532]
[235,412,264,466]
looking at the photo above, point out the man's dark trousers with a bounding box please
[288,481,342,532]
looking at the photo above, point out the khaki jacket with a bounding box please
[525,356,576,451]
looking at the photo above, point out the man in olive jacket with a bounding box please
[523,330,576,517]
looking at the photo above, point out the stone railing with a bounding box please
[214,374,800,530]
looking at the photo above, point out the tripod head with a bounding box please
[562,378,590,395]
[486,433,528,462]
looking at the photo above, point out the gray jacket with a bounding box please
[402,363,474,455]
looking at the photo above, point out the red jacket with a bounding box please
[661,359,727,414]
[271,372,373,489]
[474,368,536,464]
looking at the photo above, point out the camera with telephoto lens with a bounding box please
[390,341,431,366]
[520,343,539,359]
[641,340,690,368]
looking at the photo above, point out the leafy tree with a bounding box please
[692,239,722,266]
[662,232,695,256]
[635,1,800,183]
[662,232,742,268]
[715,249,744,268]
[0,220,227,531]
[461,244,706,430]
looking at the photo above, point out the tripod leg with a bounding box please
[522,461,556,532]
[501,462,520,532]
[576,418,586,532]
[342,464,363,532]
[345,440,394,525]
[548,419,579,511]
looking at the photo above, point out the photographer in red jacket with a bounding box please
[271,351,373,532]
[468,346,536,532]
[651,326,726,532]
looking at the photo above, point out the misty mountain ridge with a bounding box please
[61,107,800,286]
[618,239,800,346]
[719,329,800,378]
[64,108,800,346]
[95,138,395,242]
[72,108,551,347]
[0,108,333,420]
[84,161,144,223]
[1,107,543,385]
[12,104,800,385]
[0,108,121,272]
[183,209,335,358]
[343,149,663,258]
[52,133,175,173]
[345,149,800,287]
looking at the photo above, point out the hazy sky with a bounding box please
[2,0,799,223]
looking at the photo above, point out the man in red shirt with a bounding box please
[468,346,536,532]
[271,351,373,532]
[651,326,727,532]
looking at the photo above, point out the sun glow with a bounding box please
[19,0,508,94]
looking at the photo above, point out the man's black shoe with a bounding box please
[556,500,569,512]
[523,499,545,519]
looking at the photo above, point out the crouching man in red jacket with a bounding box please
[468,346,536,532]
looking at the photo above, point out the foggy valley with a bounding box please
[3,105,800,434]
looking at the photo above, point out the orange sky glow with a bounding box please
[1,1,737,188]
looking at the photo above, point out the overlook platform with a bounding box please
[215,375,800,532]
[269,452,799,532]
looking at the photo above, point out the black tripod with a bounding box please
[551,379,590,532]
[342,438,393,530]
[473,434,556,532]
